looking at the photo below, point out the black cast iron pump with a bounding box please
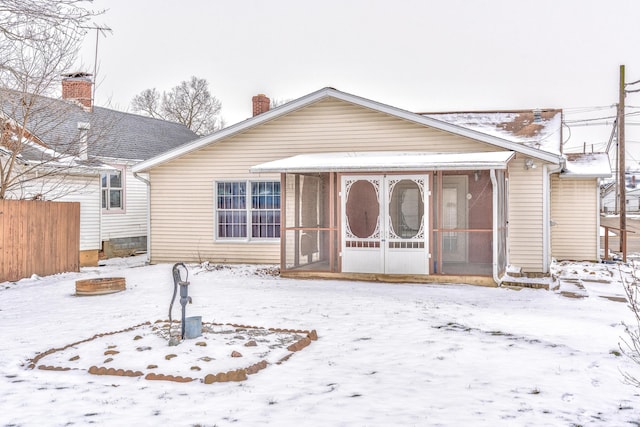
[169,262,191,340]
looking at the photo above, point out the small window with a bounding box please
[102,168,124,211]
[216,180,280,240]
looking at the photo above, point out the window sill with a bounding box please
[102,209,126,215]
[214,238,280,244]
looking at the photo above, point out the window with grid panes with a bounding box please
[216,181,280,240]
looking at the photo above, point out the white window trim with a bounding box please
[213,179,281,243]
[101,165,126,214]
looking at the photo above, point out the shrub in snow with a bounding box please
[620,264,640,388]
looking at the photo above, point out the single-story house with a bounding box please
[132,88,611,285]
[1,73,199,265]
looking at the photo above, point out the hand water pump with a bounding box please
[169,262,191,339]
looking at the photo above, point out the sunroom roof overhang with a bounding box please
[251,151,516,174]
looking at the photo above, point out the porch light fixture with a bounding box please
[524,158,536,170]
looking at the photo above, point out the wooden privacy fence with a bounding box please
[0,199,80,283]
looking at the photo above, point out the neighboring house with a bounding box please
[601,172,640,213]
[0,73,199,266]
[132,88,611,286]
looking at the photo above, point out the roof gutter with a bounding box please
[25,163,115,176]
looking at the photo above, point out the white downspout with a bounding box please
[543,162,564,273]
[596,178,602,259]
[490,169,501,285]
[133,171,151,264]
[98,180,102,260]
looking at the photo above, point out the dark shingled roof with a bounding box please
[88,106,200,160]
[1,89,199,163]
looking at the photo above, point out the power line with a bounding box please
[564,120,640,127]
[564,115,617,124]
[563,105,616,113]
[564,111,640,124]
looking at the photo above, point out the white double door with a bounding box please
[341,174,429,274]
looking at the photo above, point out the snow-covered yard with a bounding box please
[1,256,639,426]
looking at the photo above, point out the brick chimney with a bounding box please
[252,94,270,116]
[61,72,93,110]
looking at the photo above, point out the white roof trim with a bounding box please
[250,151,516,173]
[560,169,612,179]
[133,87,561,173]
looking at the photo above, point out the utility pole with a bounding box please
[618,65,640,261]
[619,65,626,261]
[617,65,640,262]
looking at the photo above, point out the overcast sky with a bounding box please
[77,0,640,158]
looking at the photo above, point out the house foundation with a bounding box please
[102,236,147,258]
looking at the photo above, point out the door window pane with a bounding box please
[345,180,379,239]
[389,179,423,239]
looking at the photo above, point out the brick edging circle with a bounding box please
[28,321,318,385]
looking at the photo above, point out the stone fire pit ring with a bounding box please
[76,277,126,296]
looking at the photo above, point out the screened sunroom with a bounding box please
[251,151,512,283]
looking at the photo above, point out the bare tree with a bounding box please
[0,1,95,39]
[0,0,104,200]
[130,87,161,119]
[270,98,291,109]
[620,266,640,388]
[131,76,222,135]
[0,1,98,86]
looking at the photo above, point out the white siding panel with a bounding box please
[551,176,598,261]
[507,154,545,272]
[148,98,503,264]
[101,166,148,241]
[56,176,101,251]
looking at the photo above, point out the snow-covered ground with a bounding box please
[1,256,639,426]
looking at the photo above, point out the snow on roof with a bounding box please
[423,110,563,155]
[0,132,113,175]
[251,151,515,173]
[562,153,612,178]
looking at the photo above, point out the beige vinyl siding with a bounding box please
[101,165,148,241]
[507,154,545,272]
[551,175,598,261]
[148,98,502,264]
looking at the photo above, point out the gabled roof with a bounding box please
[0,89,199,163]
[133,87,564,173]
